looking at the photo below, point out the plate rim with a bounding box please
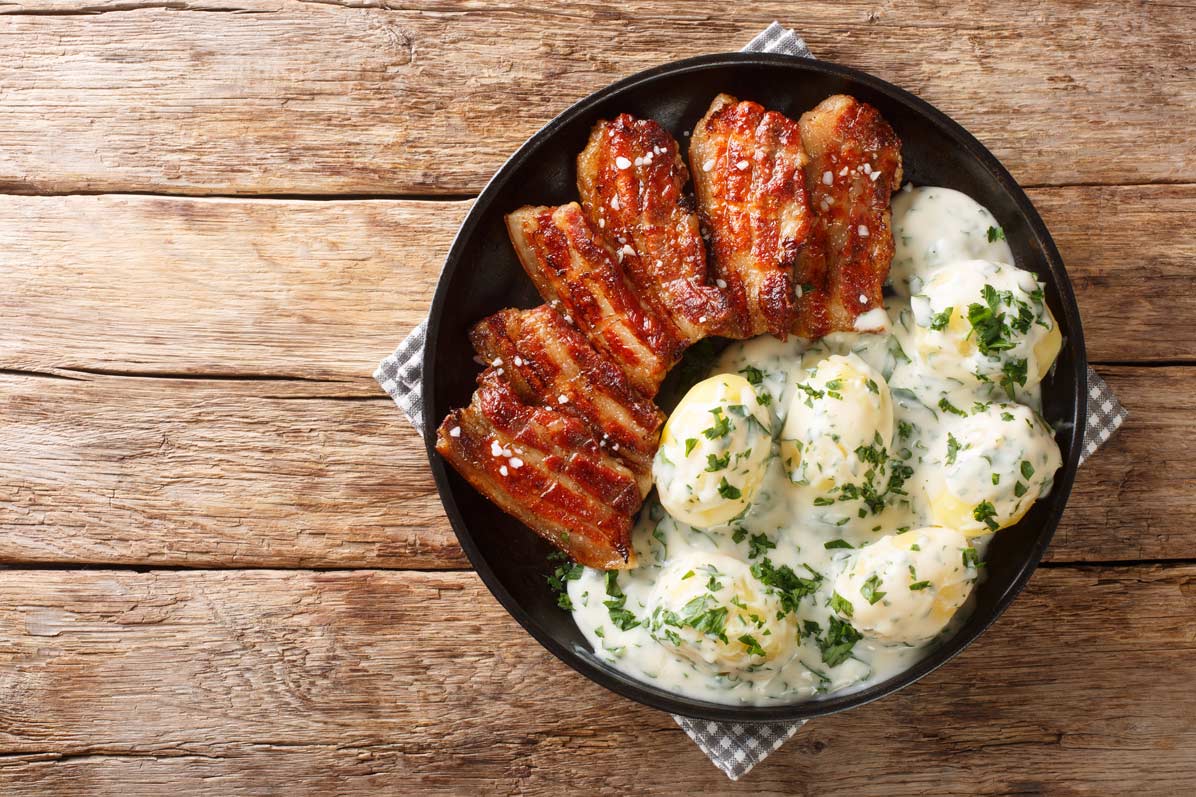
[421,51,1088,722]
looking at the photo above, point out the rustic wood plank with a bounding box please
[0,372,467,569]
[0,365,1183,568]
[0,566,1190,794]
[2,187,1193,386]
[0,2,1192,194]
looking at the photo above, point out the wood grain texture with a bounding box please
[0,1,1192,194]
[2,187,1193,386]
[0,566,1191,795]
[0,365,1182,568]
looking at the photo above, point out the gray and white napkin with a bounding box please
[374,21,1128,781]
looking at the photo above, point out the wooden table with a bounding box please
[1,2,1193,793]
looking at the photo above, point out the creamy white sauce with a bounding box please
[565,186,1063,706]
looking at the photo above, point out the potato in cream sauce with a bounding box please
[566,186,1063,705]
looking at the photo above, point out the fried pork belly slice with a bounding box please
[793,94,903,338]
[688,94,813,339]
[471,305,663,495]
[506,203,684,397]
[576,114,731,342]
[436,369,639,570]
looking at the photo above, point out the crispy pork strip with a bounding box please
[688,94,813,339]
[505,203,683,397]
[470,305,663,496]
[577,114,731,342]
[436,369,640,570]
[793,94,903,338]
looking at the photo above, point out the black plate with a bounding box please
[422,53,1086,722]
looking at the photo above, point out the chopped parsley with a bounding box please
[731,527,748,544]
[1020,460,1036,480]
[684,438,698,456]
[717,478,742,500]
[738,634,766,657]
[824,539,854,550]
[703,408,731,439]
[705,452,730,472]
[739,365,765,385]
[748,533,776,559]
[866,378,880,394]
[830,591,855,618]
[946,433,962,465]
[1001,411,1015,422]
[898,420,913,439]
[604,571,640,630]
[909,580,932,591]
[1014,481,1028,497]
[987,225,1005,242]
[547,552,583,610]
[860,573,887,605]
[939,397,967,417]
[973,500,1000,531]
[962,546,983,569]
[819,616,863,667]
[1000,358,1028,399]
[751,557,822,615]
[813,496,836,507]
[930,306,954,331]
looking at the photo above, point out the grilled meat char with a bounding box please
[577,114,731,343]
[793,94,903,338]
[435,368,640,570]
[689,94,814,339]
[505,202,683,398]
[470,305,664,497]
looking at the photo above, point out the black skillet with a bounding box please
[422,53,1087,723]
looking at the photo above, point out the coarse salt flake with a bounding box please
[499,465,509,477]
[716,279,727,289]
[509,457,524,469]
[490,441,503,457]
[736,160,749,171]
[615,156,632,170]
[702,159,715,172]
[822,171,833,185]
[610,194,620,210]
[449,426,461,438]
[513,356,523,367]
[858,225,870,237]
[859,293,868,304]
[558,394,569,404]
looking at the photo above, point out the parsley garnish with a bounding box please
[909,580,932,591]
[1020,460,1036,480]
[824,539,854,550]
[946,433,961,465]
[547,552,583,610]
[973,500,1000,531]
[830,591,854,618]
[819,616,863,667]
[751,558,822,615]
[748,533,776,559]
[962,546,983,569]
[684,438,697,456]
[705,452,730,472]
[731,527,748,544]
[717,478,742,500]
[1014,481,1028,497]
[813,496,835,507]
[703,408,731,439]
[739,634,766,657]
[861,574,887,605]
[739,365,765,385]
[987,225,1005,242]
[939,397,967,417]
[603,571,640,630]
[1000,358,1028,399]
[930,306,953,331]
[898,420,913,439]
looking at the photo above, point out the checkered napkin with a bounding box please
[374,21,1128,781]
